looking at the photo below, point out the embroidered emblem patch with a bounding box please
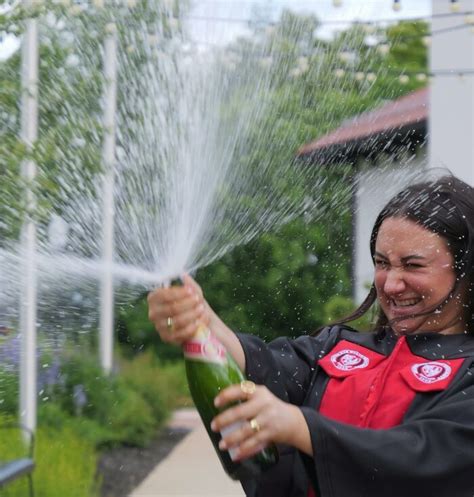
[330,349,369,371]
[411,362,452,384]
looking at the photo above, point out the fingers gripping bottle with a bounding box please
[171,279,278,480]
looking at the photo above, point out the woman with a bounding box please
[147,175,474,497]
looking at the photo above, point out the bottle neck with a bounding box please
[183,325,228,366]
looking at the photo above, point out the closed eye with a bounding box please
[374,259,388,269]
[405,262,424,269]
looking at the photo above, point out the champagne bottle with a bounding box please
[171,279,279,480]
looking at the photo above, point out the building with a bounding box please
[298,88,429,304]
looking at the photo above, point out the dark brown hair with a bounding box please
[327,174,474,334]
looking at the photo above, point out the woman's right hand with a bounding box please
[147,274,210,346]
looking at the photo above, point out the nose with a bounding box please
[383,268,407,296]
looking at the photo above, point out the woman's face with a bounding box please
[374,217,466,335]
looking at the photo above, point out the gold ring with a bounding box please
[166,316,174,332]
[249,418,260,433]
[240,380,256,397]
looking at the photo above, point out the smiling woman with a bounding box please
[147,174,474,497]
[343,174,474,336]
[374,217,463,335]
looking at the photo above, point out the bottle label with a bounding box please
[220,421,245,461]
[183,325,227,366]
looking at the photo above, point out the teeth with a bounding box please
[393,299,420,307]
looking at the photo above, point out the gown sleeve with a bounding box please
[300,364,474,497]
[236,327,333,405]
[236,328,336,497]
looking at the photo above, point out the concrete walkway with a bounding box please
[129,408,245,497]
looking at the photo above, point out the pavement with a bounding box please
[129,408,245,497]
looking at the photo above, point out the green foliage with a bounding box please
[119,350,191,414]
[0,369,19,415]
[44,352,156,447]
[322,295,355,324]
[184,14,428,345]
[0,356,173,496]
[198,214,352,341]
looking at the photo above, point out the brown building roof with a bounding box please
[298,87,428,164]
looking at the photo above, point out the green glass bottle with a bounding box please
[183,323,279,480]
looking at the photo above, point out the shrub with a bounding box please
[120,351,191,417]
[322,294,376,332]
[323,295,355,323]
[44,353,157,447]
[0,368,18,415]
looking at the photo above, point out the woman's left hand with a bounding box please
[210,382,312,461]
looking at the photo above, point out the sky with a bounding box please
[186,0,431,46]
[0,0,431,60]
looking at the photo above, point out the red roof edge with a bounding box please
[297,87,429,158]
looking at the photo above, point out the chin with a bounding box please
[390,318,424,336]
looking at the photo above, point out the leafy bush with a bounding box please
[35,345,192,447]
[322,295,355,323]
[0,368,18,415]
[43,353,157,447]
[198,217,352,341]
[0,340,191,496]
[120,351,191,414]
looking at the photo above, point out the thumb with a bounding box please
[182,273,203,297]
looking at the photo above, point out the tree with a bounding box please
[192,15,429,341]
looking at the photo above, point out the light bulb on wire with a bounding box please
[465,15,474,25]
[450,0,460,13]
[366,72,376,82]
[392,0,401,12]
[399,75,409,84]
[333,0,343,7]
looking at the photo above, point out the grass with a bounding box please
[0,416,99,497]
[0,349,193,497]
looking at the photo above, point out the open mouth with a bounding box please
[391,298,422,308]
[388,297,425,318]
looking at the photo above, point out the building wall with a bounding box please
[354,153,427,304]
[429,0,474,185]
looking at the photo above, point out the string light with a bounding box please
[366,72,376,82]
[333,0,343,7]
[148,34,159,45]
[184,10,474,31]
[398,74,409,84]
[392,0,402,12]
[465,15,474,25]
[322,68,474,85]
[69,4,83,15]
[450,0,461,13]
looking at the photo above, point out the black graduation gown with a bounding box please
[236,325,474,497]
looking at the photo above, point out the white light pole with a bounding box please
[100,23,118,374]
[19,2,39,436]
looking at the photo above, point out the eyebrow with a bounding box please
[374,252,427,263]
